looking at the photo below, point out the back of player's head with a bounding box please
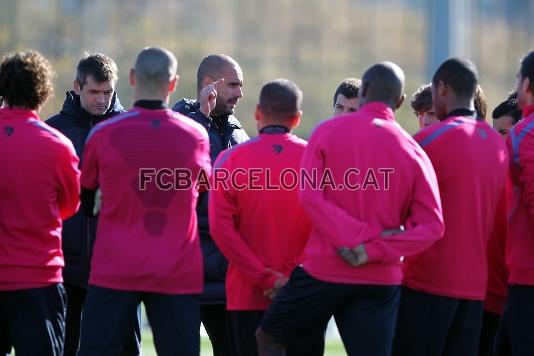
[360,61,405,109]
[259,79,302,122]
[0,50,54,110]
[474,84,487,121]
[519,51,534,94]
[432,58,478,99]
[333,78,361,107]
[411,83,432,113]
[76,52,118,89]
[492,91,522,124]
[197,54,238,93]
[134,47,177,92]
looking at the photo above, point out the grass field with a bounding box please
[140,328,347,356]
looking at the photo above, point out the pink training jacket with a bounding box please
[209,129,312,310]
[0,108,80,290]
[81,107,211,294]
[403,114,508,300]
[300,102,444,285]
[484,181,509,315]
[506,104,534,286]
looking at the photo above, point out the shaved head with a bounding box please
[359,61,405,110]
[134,47,177,92]
[197,54,240,92]
[259,79,303,122]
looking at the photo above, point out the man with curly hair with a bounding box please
[0,50,81,355]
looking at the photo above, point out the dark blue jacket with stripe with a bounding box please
[173,98,249,304]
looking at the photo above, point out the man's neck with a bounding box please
[134,91,169,105]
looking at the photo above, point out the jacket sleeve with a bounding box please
[54,139,81,220]
[299,128,383,249]
[517,129,534,220]
[208,151,279,291]
[364,150,444,262]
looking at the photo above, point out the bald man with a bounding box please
[256,62,444,356]
[78,47,211,356]
[173,54,249,356]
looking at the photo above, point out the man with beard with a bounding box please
[173,54,249,356]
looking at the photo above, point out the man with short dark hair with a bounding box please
[46,53,140,356]
[411,83,438,129]
[394,58,509,356]
[0,50,80,356]
[78,47,211,356]
[209,79,325,356]
[256,62,444,356]
[501,50,534,355]
[492,92,522,138]
[173,53,249,356]
[333,78,361,116]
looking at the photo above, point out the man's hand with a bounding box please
[337,244,368,267]
[381,226,405,237]
[263,269,288,300]
[199,78,224,117]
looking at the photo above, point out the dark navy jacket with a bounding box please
[173,98,249,304]
[46,91,125,288]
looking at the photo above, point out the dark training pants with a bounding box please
[229,310,326,356]
[500,285,534,356]
[78,285,200,356]
[201,304,235,356]
[260,267,400,356]
[0,284,66,356]
[63,283,141,356]
[393,286,483,356]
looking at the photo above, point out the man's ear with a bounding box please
[522,76,531,96]
[169,74,179,93]
[437,80,447,97]
[129,68,136,86]
[255,104,262,122]
[73,80,81,95]
[290,110,303,129]
[360,82,368,99]
[396,94,406,110]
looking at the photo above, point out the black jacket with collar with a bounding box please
[46,91,125,288]
[173,98,249,304]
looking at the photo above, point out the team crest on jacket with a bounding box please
[272,144,283,154]
[3,126,14,137]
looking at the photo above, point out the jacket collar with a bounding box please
[59,91,124,126]
[359,101,396,121]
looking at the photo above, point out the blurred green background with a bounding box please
[1,0,533,137]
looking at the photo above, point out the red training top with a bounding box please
[403,114,508,300]
[81,106,211,294]
[0,108,80,290]
[506,104,534,286]
[209,129,312,310]
[301,102,444,285]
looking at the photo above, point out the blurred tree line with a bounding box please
[0,0,533,136]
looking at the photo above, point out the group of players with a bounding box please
[0,45,533,356]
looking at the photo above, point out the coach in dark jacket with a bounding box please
[173,54,248,356]
[46,53,139,356]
